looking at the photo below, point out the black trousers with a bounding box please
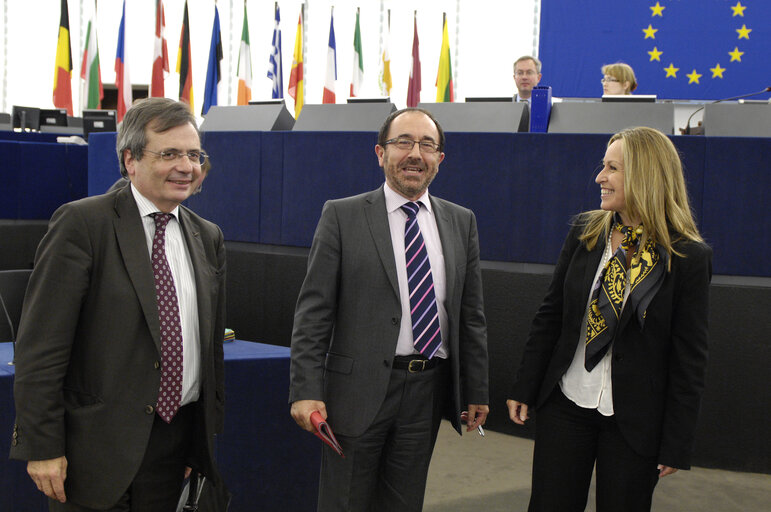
[528,388,660,512]
[317,360,450,512]
[50,403,196,512]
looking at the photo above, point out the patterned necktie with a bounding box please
[585,221,641,371]
[151,213,183,423]
[401,202,442,359]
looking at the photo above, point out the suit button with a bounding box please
[145,405,155,414]
[391,317,399,325]
[154,361,161,369]
[614,354,623,362]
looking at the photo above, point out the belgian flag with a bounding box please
[53,0,73,115]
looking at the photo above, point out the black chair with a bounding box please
[0,270,32,362]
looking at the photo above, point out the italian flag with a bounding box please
[350,9,363,97]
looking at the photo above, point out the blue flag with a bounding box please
[202,6,222,115]
[539,1,771,100]
[268,4,284,99]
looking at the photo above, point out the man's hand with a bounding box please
[28,456,68,503]
[290,400,327,432]
[465,404,489,432]
[506,399,530,425]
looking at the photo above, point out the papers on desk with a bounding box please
[310,411,344,457]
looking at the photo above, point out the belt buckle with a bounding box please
[408,359,427,373]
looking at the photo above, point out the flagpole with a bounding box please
[1,0,7,112]
[454,0,460,99]
[227,0,234,106]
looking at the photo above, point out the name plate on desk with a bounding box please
[703,103,771,137]
[417,102,529,132]
[547,102,675,134]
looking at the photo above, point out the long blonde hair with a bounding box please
[579,127,703,262]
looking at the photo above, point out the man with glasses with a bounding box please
[514,55,543,103]
[290,108,489,511]
[11,98,227,511]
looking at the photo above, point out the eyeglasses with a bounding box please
[383,138,441,154]
[145,149,209,166]
[515,69,537,77]
[601,76,620,83]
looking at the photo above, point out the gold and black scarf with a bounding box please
[585,214,668,371]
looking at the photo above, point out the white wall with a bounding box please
[1,0,538,117]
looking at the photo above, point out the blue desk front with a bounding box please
[0,340,319,512]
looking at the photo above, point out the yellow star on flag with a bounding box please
[648,47,663,61]
[643,24,658,39]
[729,47,744,62]
[650,2,665,17]
[687,69,702,84]
[710,63,726,79]
[731,2,747,17]
[736,24,752,39]
[664,63,679,78]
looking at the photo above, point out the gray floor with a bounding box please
[424,421,770,511]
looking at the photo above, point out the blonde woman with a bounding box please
[602,62,637,95]
[507,127,711,511]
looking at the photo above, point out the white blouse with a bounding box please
[560,232,631,416]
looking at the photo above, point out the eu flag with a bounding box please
[539,1,770,100]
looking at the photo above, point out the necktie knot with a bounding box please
[152,212,172,232]
[401,201,421,219]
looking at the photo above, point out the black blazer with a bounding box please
[11,186,226,508]
[510,220,711,469]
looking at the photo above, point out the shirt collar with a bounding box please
[383,182,433,216]
[130,183,180,220]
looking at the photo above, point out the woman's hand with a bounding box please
[507,400,530,425]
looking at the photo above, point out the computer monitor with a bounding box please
[346,97,390,103]
[11,106,41,131]
[82,109,117,139]
[464,97,514,102]
[39,108,68,127]
[601,94,657,103]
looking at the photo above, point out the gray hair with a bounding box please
[514,55,542,74]
[115,98,199,178]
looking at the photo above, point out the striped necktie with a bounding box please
[401,202,442,358]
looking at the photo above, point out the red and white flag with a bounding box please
[150,0,169,97]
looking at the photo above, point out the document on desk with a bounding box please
[310,411,345,457]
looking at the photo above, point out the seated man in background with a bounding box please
[514,55,543,103]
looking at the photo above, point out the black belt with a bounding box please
[392,355,445,373]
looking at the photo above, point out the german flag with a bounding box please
[177,1,193,111]
[53,0,73,115]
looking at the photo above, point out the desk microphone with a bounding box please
[0,292,15,365]
[683,86,771,135]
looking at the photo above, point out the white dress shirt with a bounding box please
[131,184,201,406]
[384,183,449,359]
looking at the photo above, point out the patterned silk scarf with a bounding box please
[585,214,668,371]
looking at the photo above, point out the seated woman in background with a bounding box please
[602,62,637,95]
[507,126,712,512]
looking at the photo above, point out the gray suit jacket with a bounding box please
[11,186,226,509]
[289,186,488,437]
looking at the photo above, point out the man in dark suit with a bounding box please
[289,108,489,511]
[10,98,226,511]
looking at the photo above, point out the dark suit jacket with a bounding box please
[510,219,712,469]
[289,186,489,437]
[10,186,226,509]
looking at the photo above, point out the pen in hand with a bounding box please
[461,411,485,437]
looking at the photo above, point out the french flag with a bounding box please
[322,8,336,104]
[115,0,131,121]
